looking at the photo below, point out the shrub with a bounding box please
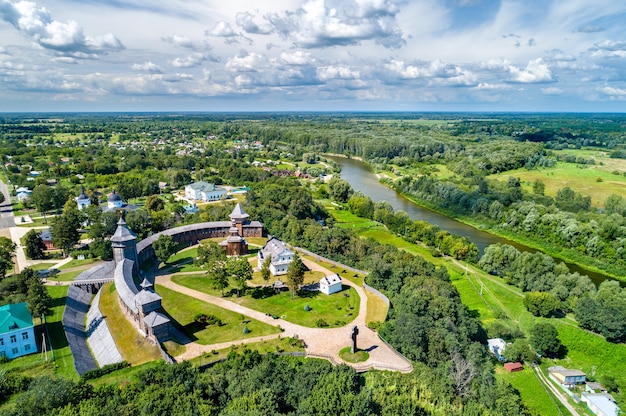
[315,319,329,328]
[80,361,130,381]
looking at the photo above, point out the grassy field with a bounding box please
[489,159,626,207]
[99,283,162,365]
[170,273,360,328]
[156,284,282,344]
[495,365,567,416]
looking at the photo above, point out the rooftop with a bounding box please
[0,303,33,334]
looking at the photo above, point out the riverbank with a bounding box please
[328,153,623,284]
[391,184,625,283]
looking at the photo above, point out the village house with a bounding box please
[548,366,586,387]
[39,229,55,250]
[487,338,507,361]
[581,392,621,416]
[0,303,37,360]
[258,237,294,276]
[319,273,342,295]
[184,181,227,202]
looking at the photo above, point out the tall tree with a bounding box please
[50,206,84,257]
[260,256,271,287]
[30,185,54,223]
[152,234,177,265]
[228,257,253,297]
[328,177,354,203]
[24,229,46,260]
[529,323,561,358]
[0,237,16,279]
[26,273,52,319]
[286,254,306,299]
[145,195,165,213]
[196,241,230,296]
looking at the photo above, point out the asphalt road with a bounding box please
[0,181,14,229]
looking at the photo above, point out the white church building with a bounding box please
[258,237,294,276]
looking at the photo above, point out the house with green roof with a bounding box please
[184,181,227,202]
[0,302,36,360]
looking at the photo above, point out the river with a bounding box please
[328,155,617,286]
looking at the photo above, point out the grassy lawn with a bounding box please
[52,269,84,282]
[24,262,57,271]
[170,273,360,328]
[57,258,100,270]
[17,217,50,227]
[249,267,325,286]
[495,366,566,416]
[45,285,77,379]
[99,283,162,365]
[162,247,205,273]
[156,284,282,344]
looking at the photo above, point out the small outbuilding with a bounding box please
[504,362,523,372]
[319,273,342,295]
[548,366,586,387]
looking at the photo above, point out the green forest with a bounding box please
[1,112,625,415]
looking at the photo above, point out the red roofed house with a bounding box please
[504,362,523,372]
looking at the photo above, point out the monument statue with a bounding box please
[350,325,359,353]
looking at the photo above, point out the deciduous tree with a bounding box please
[529,323,561,357]
[286,254,306,299]
[152,234,177,265]
[24,229,46,260]
[0,237,16,279]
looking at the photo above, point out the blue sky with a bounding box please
[1,0,626,112]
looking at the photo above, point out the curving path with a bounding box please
[155,257,412,373]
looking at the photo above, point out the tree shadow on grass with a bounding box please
[250,286,277,299]
[50,295,67,309]
[295,290,321,299]
[46,321,69,349]
[159,311,199,343]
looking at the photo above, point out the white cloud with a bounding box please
[509,59,554,83]
[225,51,268,72]
[170,53,210,68]
[317,65,359,81]
[261,0,405,49]
[206,21,237,38]
[162,34,194,49]
[0,0,123,56]
[602,86,626,97]
[236,11,274,35]
[131,61,163,73]
[541,87,563,95]
[280,50,315,65]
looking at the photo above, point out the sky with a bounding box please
[1,0,626,112]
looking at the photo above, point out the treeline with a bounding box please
[347,192,478,261]
[0,352,529,416]
[391,172,626,276]
[479,244,626,342]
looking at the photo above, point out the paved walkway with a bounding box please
[156,257,412,373]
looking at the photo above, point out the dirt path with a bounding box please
[533,364,580,416]
[155,259,412,372]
